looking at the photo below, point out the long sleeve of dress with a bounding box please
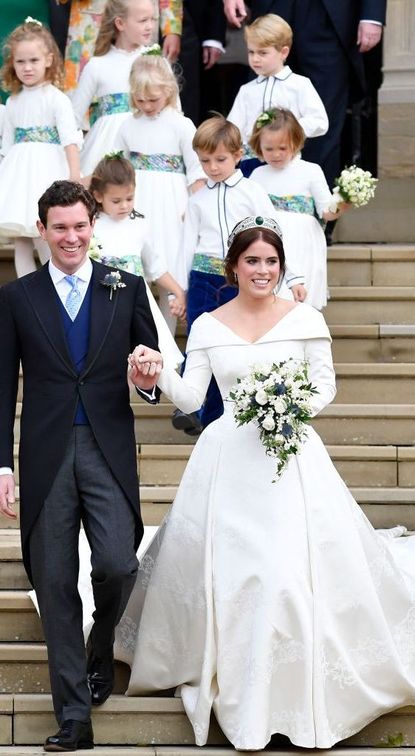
[141,238,167,281]
[304,337,336,416]
[157,347,212,413]
[308,164,335,216]
[180,117,206,186]
[54,90,82,147]
[71,58,98,126]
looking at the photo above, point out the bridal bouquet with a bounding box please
[228,359,318,481]
[329,165,378,211]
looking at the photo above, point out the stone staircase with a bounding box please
[0,242,415,752]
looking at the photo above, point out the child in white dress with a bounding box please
[0,18,81,277]
[116,53,206,331]
[89,153,184,367]
[250,108,350,309]
[228,14,328,175]
[71,0,158,175]
[0,104,5,156]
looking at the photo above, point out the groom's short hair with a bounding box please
[38,181,96,227]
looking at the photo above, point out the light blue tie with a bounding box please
[64,275,82,321]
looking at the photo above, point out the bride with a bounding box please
[123,215,415,750]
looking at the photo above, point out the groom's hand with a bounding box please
[0,474,17,519]
[129,345,163,390]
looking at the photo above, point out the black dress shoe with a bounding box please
[172,408,202,435]
[44,719,94,751]
[86,637,114,706]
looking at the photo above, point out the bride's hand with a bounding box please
[128,345,163,386]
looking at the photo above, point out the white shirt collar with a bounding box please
[256,65,292,84]
[49,256,93,285]
[207,168,244,189]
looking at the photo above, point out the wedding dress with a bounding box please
[113,303,415,750]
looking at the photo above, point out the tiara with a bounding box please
[227,216,283,247]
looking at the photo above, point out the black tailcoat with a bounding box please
[0,261,159,582]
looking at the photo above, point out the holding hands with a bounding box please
[128,345,163,390]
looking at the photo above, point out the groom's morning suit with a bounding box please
[0,259,159,725]
[248,0,387,186]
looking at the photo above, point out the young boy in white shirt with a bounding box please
[228,13,328,175]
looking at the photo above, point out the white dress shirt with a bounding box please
[228,65,329,145]
[49,256,93,307]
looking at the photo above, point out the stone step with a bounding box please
[12,402,415,445]
[330,324,415,363]
[0,748,412,755]
[333,362,415,402]
[1,694,415,748]
[315,403,415,446]
[15,359,415,408]
[325,286,415,325]
[9,443,415,490]
[140,443,415,489]
[327,244,415,286]
[4,480,415,534]
[0,645,130,696]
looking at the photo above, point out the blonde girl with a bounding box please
[89,153,184,366]
[250,108,349,309]
[0,18,80,277]
[116,54,206,332]
[71,0,159,175]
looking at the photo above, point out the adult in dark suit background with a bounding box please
[0,181,162,752]
[179,0,227,124]
[223,0,386,189]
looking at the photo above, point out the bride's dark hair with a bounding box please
[224,227,286,286]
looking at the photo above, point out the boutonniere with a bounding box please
[100,271,126,300]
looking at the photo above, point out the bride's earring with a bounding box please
[233,272,238,284]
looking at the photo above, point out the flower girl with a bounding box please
[90,153,184,367]
[71,0,158,175]
[116,54,206,331]
[0,18,80,277]
[250,108,349,309]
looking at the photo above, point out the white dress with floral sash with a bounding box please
[93,212,183,367]
[114,304,415,750]
[251,157,333,310]
[0,84,80,237]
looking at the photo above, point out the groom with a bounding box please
[0,181,162,751]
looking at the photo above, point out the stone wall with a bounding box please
[379,0,415,178]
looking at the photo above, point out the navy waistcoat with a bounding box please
[58,282,92,425]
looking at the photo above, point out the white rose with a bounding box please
[262,415,275,431]
[255,389,268,405]
[273,397,287,414]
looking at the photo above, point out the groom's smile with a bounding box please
[36,202,95,275]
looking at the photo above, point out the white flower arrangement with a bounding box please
[228,359,318,481]
[141,43,162,57]
[329,165,378,212]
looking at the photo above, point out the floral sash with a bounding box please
[129,151,185,173]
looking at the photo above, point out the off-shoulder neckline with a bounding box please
[206,304,300,345]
